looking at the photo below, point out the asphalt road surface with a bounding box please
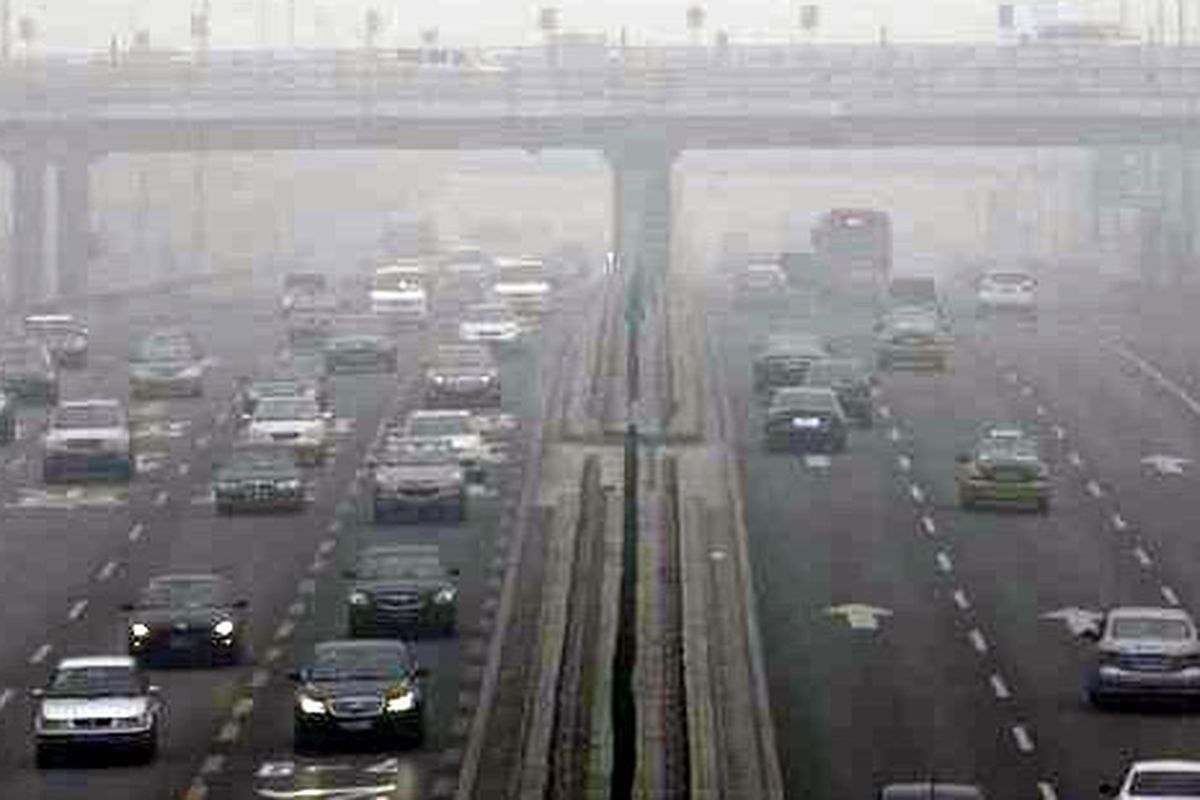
[712,281,1200,800]
[0,280,551,800]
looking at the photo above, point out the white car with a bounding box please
[459,302,524,348]
[403,409,486,480]
[245,395,332,466]
[33,655,162,767]
[43,399,134,483]
[1103,760,1200,798]
[976,270,1037,316]
[370,282,428,327]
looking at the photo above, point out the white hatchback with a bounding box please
[976,270,1036,315]
[1104,760,1200,798]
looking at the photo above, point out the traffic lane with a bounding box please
[880,354,1200,798]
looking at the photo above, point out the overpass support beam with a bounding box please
[8,151,47,309]
[54,152,92,301]
[608,138,678,296]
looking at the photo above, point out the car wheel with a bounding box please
[138,731,159,763]
[959,492,976,510]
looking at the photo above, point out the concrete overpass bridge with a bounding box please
[6,44,1200,304]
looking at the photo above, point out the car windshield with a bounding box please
[358,554,446,580]
[141,578,228,608]
[46,666,143,698]
[985,272,1032,285]
[806,361,864,384]
[1129,772,1200,795]
[54,404,122,429]
[1110,617,1194,641]
[255,398,319,421]
[309,644,407,680]
[465,306,514,323]
[773,390,838,412]
[408,415,472,437]
[134,337,194,362]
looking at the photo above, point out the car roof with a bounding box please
[1109,606,1195,623]
[59,398,121,409]
[57,655,138,670]
[1130,760,1200,772]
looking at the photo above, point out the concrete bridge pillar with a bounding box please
[8,151,48,309]
[607,137,678,296]
[54,152,92,301]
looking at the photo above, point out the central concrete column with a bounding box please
[55,153,92,301]
[607,137,678,295]
[9,151,48,309]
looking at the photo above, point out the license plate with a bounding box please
[338,720,373,732]
[169,635,193,649]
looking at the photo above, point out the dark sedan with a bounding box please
[123,574,248,667]
[291,640,425,751]
[323,334,398,374]
[0,340,58,405]
[213,445,307,515]
[763,386,849,454]
[345,545,459,638]
[804,357,875,427]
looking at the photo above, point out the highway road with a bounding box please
[711,280,1200,799]
[0,278,552,799]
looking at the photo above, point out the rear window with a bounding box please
[1129,772,1200,796]
[984,273,1033,285]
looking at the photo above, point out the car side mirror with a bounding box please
[1099,783,1116,797]
[233,599,249,610]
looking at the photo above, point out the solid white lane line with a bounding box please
[1085,480,1103,498]
[29,644,51,665]
[936,551,954,574]
[1111,513,1129,531]
[921,515,937,536]
[897,454,912,472]
[990,673,1012,700]
[128,523,144,542]
[67,599,88,621]
[952,589,971,611]
[1110,343,1200,418]
[0,688,13,712]
[1012,725,1035,753]
[154,489,169,506]
[1162,586,1181,606]
[1067,451,1083,468]
[909,484,926,504]
[968,629,989,654]
[97,560,118,582]
[1133,547,1154,568]
[1038,782,1059,800]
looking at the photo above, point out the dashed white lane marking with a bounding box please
[1012,724,1035,754]
[178,462,191,477]
[231,697,254,719]
[29,643,51,665]
[1111,513,1129,531]
[128,522,144,542]
[879,405,892,420]
[1038,782,1059,800]
[1162,585,1181,606]
[909,484,926,504]
[274,620,295,641]
[67,599,88,621]
[952,588,971,611]
[897,454,912,473]
[920,515,937,536]
[1035,404,1046,416]
[200,754,225,775]
[1085,480,1103,498]
[153,489,169,506]
[889,427,902,442]
[195,434,212,449]
[216,721,240,744]
[317,538,336,556]
[0,688,13,712]
[309,557,328,574]
[264,646,283,664]
[1052,425,1066,440]
[990,673,1012,700]
[97,560,118,582]
[1133,547,1154,568]
[1110,343,1200,418]
[968,628,989,654]
[936,551,954,574]
[1067,451,1083,468]
[250,668,271,689]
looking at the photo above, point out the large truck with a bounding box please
[810,208,893,307]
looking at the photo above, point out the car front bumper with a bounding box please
[1091,666,1200,698]
[44,452,133,481]
[958,478,1050,503]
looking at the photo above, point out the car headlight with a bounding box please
[130,622,150,639]
[39,717,70,731]
[348,591,370,606]
[212,619,235,638]
[297,694,327,715]
[179,364,204,378]
[431,375,447,384]
[434,587,456,605]
[116,712,150,729]
[276,478,301,491]
[385,690,416,713]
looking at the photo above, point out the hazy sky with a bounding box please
[10,0,1167,52]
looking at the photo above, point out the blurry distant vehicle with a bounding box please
[369,264,429,328]
[458,302,524,350]
[887,275,941,314]
[955,426,1050,512]
[1082,607,1200,708]
[811,208,892,304]
[803,358,875,427]
[280,272,329,314]
[0,391,15,444]
[490,257,553,320]
[244,395,332,466]
[345,544,459,638]
[368,437,466,523]
[128,329,206,399]
[0,340,58,404]
[875,310,952,372]
[213,444,307,515]
[234,373,331,421]
[123,574,248,667]
[976,270,1037,317]
[1102,760,1200,799]
[736,260,789,302]
[424,344,502,409]
[290,640,426,750]
[403,409,486,481]
[879,784,985,800]
[323,332,398,375]
[43,399,134,483]
[286,288,338,342]
[763,386,849,454]
[33,656,162,767]
[23,314,89,369]
[753,333,831,396]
